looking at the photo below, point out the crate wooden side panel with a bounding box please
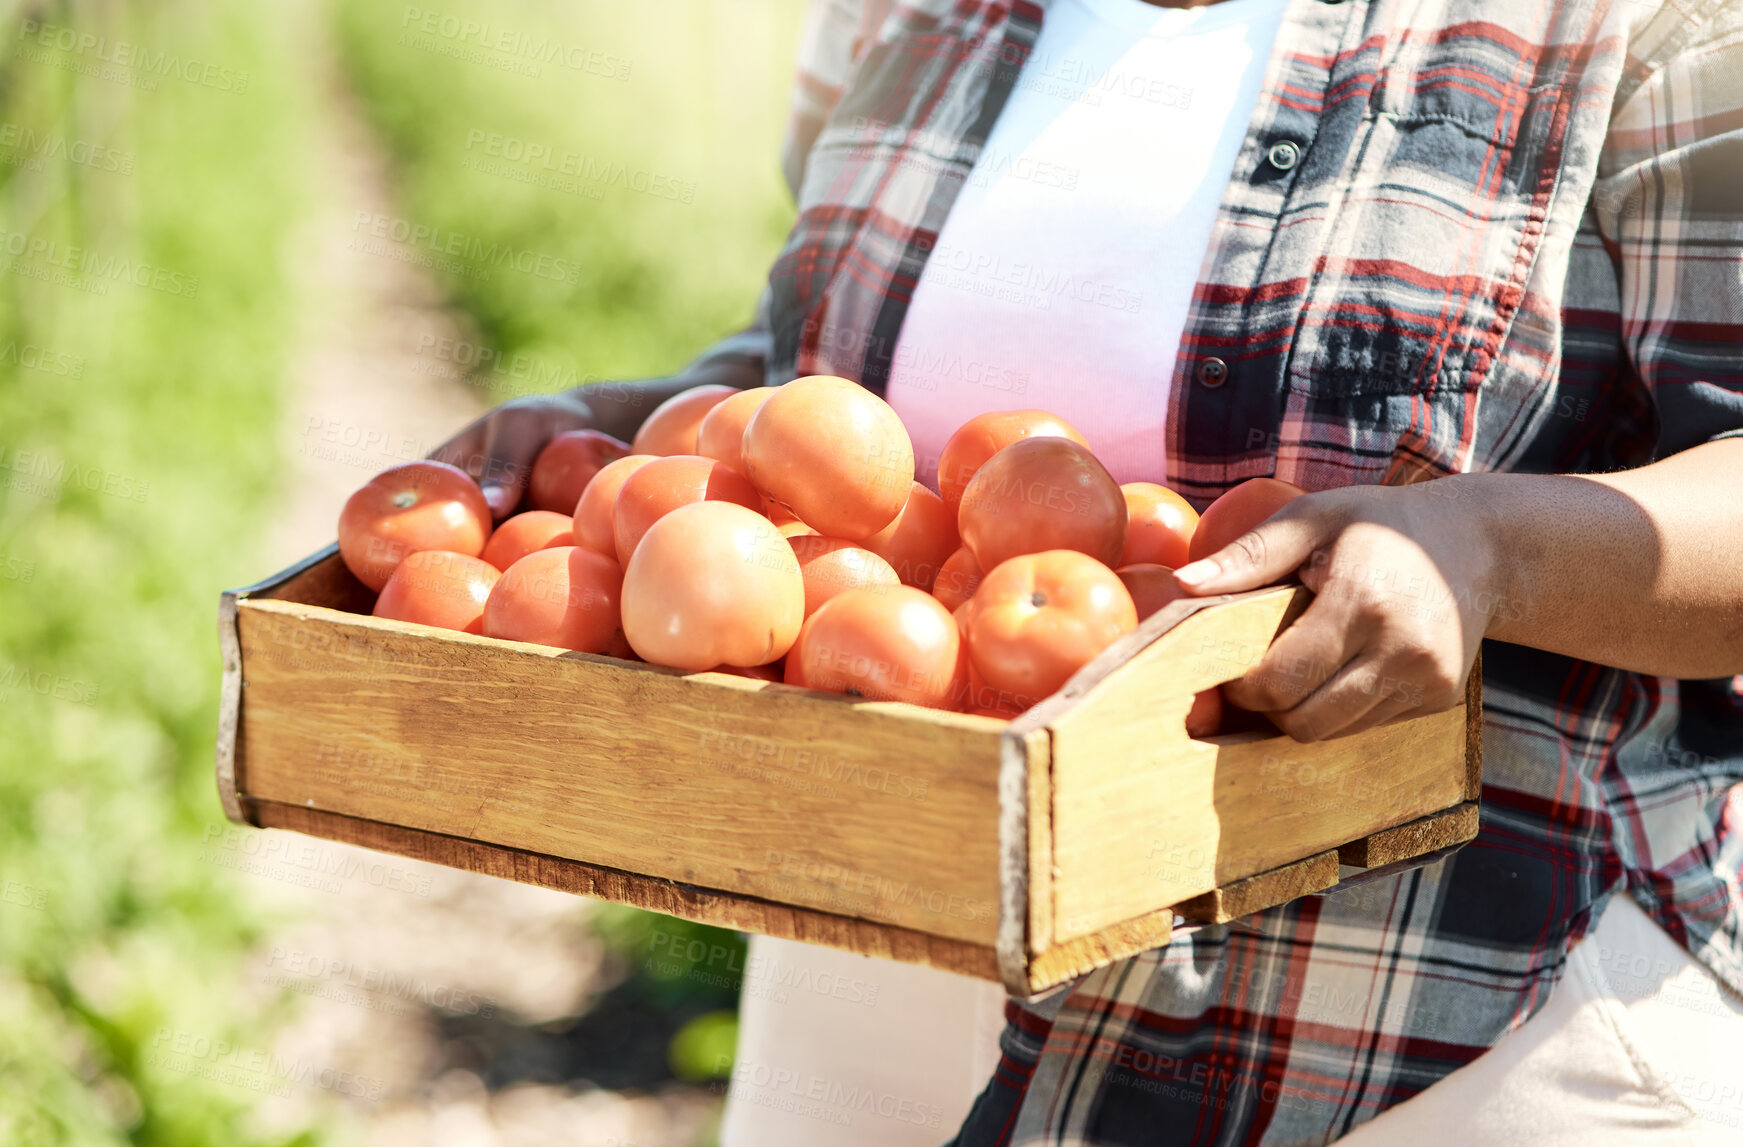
[236,598,1007,946]
[1047,590,1470,941]
[252,800,1003,980]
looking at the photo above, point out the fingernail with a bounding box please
[1173,560,1217,586]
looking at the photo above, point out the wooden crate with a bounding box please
[216,545,1482,998]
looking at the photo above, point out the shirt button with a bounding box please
[1266,140,1302,172]
[1197,358,1228,389]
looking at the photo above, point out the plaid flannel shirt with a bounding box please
[692,0,1743,1142]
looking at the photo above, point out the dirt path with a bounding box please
[244,10,720,1146]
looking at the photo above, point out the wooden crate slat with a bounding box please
[1338,801,1480,868]
[1046,585,1471,942]
[237,598,1006,946]
[251,800,1001,980]
[1176,849,1341,925]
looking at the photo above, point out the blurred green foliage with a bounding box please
[331,0,805,386]
[0,1,320,1144]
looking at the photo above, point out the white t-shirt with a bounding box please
[885,0,1290,488]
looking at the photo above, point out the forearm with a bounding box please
[1473,437,1743,677]
[566,355,765,442]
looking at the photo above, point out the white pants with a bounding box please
[719,936,1007,1146]
[722,895,1743,1146]
[1338,892,1743,1145]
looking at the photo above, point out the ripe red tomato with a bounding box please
[1189,477,1306,562]
[572,454,657,556]
[788,535,900,617]
[696,387,777,473]
[1120,483,1198,568]
[480,511,575,572]
[527,429,630,514]
[632,384,739,456]
[372,550,500,633]
[741,375,915,539]
[931,547,984,613]
[765,496,803,526]
[621,502,804,670]
[859,482,959,592]
[1115,563,1188,621]
[1186,688,1223,739]
[958,438,1127,572]
[612,455,763,565]
[481,546,627,654]
[968,550,1137,700]
[937,410,1087,515]
[339,461,493,592]
[787,586,962,710]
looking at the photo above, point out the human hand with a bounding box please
[1170,481,1498,741]
[430,392,595,519]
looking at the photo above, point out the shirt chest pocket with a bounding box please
[1284,13,1571,401]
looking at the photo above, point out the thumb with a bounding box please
[1171,513,1326,595]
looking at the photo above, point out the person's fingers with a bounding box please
[1263,655,1401,742]
[1219,582,1379,714]
[1172,503,1337,596]
[438,394,593,519]
[1324,690,1421,740]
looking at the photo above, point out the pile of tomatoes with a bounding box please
[335,376,1303,728]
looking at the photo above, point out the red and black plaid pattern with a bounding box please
[691,0,1743,1142]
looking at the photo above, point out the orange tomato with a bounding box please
[696,387,777,473]
[958,437,1127,572]
[572,454,656,556]
[859,481,959,592]
[612,455,763,565]
[931,547,984,613]
[621,502,804,670]
[741,375,915,539]
[968,550,1137,700]
[339,461,492,592]
[1189,477,1306,562]
[788,535,900,617]
[1120,483,1198,568]
[1115,563,1188,621]
[953,655,1042,717]
[1186,688,1223,739]
[481,546,627,654]
[372,550,499,633]
[527,429,631,514]
[937,410,1088,515]
[787,586,961,709]
[480,510,575,572]
[631,383,740,456]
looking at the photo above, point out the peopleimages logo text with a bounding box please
[16,20,249,92]
[350,212,582,284]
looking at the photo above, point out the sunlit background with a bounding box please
[0,0,807,1142]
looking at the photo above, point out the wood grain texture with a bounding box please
[1338,801,1480,868]
[237,597,1006,945]
[1176,849,1340,924]
[1465,647,1485,801]
[1047,587,1471,942]
[1024,908,1175,994]
[1026,728,1054,957]
[251,800,1001,980]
